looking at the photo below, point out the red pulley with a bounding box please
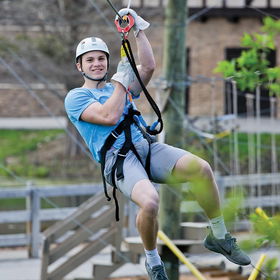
[114,14,135,36]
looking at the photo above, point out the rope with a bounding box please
[121,39,163,134]
[105,0,163,135]
[126,0,131,10]
[106,0,122,19]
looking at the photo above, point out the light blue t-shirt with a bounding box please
[64,83,143,163]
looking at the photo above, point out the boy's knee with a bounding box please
[141,195,159,217]
[200,160,213,178]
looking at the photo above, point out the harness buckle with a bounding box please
[111,131,119,139]
[118,153,127,158]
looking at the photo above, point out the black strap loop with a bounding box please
[122,39,163,135]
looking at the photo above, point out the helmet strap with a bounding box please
[79,56,108,84]
[82,72,108,83]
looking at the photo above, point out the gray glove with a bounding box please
[111,58,136,90]
[117,8,150,37]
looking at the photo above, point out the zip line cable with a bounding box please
[247,5,280,20]
[87,0,119,37]
[106,0,122,19]
[8,49,64,101]
[186,2,219,24]
[126,0,131,10]
[0,162,27,184]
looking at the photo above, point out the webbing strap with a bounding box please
[122,39,163,135]
[100,107,148,221]
[99,112,133,203]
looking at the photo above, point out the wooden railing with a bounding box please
[0,173,279,258]
[0,183,102,257]
[40,193,137,280]
[0,183,138,258]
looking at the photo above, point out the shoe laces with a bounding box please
[152,265,168,280]
[225,233,239,250]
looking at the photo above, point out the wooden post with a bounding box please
[26,182,41,258]
[40,237,50,280]
[26,181,32,258]
[160,0,187,279]
[31,189,41,258]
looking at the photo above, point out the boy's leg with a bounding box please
[109,140,168,278]
[171,153,251,266]
[131,178,159,251]
[172,153,222,219]
[131,179,168,279]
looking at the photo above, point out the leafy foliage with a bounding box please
[249,208,280,279]
[264,257,280,280]
[0,130,63,161]
[250,208,280,247]
[214,17,280,95]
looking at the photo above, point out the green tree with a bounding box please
[214,17,280,95]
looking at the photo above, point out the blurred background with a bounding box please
[0,0,280,279]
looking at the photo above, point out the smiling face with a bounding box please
[76,50,108,81]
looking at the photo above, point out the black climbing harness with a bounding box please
[99,106,154,221]
[101,1,163,221]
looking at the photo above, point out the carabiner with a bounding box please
[114,14,135,38]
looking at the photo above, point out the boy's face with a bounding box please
[77,50,108,80]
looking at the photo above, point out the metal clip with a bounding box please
[114,14,135,38]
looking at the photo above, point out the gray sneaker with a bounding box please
[204,231,251,266]
[145,260,169,280]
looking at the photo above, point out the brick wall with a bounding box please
[146,17,280,117]
[1,16,279,118]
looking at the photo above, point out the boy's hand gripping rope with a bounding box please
[109,0,163,135]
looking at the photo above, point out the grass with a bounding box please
[0,129,65,180]
[1,129,279,181]
[0,129,64,161]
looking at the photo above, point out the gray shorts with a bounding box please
[104,139,187,198]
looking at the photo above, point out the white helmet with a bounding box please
[75,37,109,62]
